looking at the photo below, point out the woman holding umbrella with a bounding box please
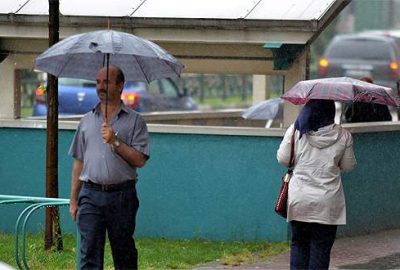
[276,99,357,270]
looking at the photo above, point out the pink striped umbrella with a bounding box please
[281,77,400,107]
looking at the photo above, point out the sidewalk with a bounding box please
[192,228,400,270]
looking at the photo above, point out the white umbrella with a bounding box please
[242,98,283,128]
[34,29,184,118]
[34,29,184,83]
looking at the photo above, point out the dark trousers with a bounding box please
[290,221,337,270]
[77,184,139,270]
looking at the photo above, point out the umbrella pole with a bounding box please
[105,53,110,123]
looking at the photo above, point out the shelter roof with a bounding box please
[1,0,342,20]
[0,0,350,73]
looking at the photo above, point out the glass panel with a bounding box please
[133,0,257,19]
[17,71,288,128]
[0,0,30,13]
[60,0,143,17]
[58,78,96,87]
[160,79,179,97]
[18,69,41,118]
[17,0,48,15]
[0,0,338,21]
[180,74,253,110]
[147,81,161,96]
[249,0,336,20]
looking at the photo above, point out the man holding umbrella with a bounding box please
[69,65,150,269]
[34,28,183,269]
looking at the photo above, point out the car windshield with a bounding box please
[327,39,392,60]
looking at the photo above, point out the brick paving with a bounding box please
[192,228,400,270]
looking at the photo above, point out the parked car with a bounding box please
[32,77,197,116]
[318,33,400,91]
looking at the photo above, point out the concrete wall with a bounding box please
[1,122,400,241]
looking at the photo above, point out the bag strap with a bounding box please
[288,129,296,168]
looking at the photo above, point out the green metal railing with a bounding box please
[0,195,76,270]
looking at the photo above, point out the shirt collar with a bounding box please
[92,101,129,116]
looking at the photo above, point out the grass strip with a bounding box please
[0,233,288,269]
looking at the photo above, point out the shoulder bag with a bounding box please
[274,129,296,218]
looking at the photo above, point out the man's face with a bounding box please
[96,67,124,103]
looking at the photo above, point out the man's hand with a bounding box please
[101,122,116,144]
[69,201,78,221]
[70,160,83,221]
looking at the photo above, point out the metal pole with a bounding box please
[45,0,60,251]
[105,54,110,122]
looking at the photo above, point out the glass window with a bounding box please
[58,78,96,87]
[17,71,291,129]
[147,80,161,96]
[159,79,179,97]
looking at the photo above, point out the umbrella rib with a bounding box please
[308,83,318,100]
[142,39,183,77]
[132,37,183,79]
[57,34,94,77]
[56,32,94,77]
[57,53,83,78]
[164,60,183,78]
[133,55,151,83]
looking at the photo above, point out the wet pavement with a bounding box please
[192,228,400,270]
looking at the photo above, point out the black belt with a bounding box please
[84,180,135,192]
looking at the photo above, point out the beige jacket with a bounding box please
[277,124,356,225]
